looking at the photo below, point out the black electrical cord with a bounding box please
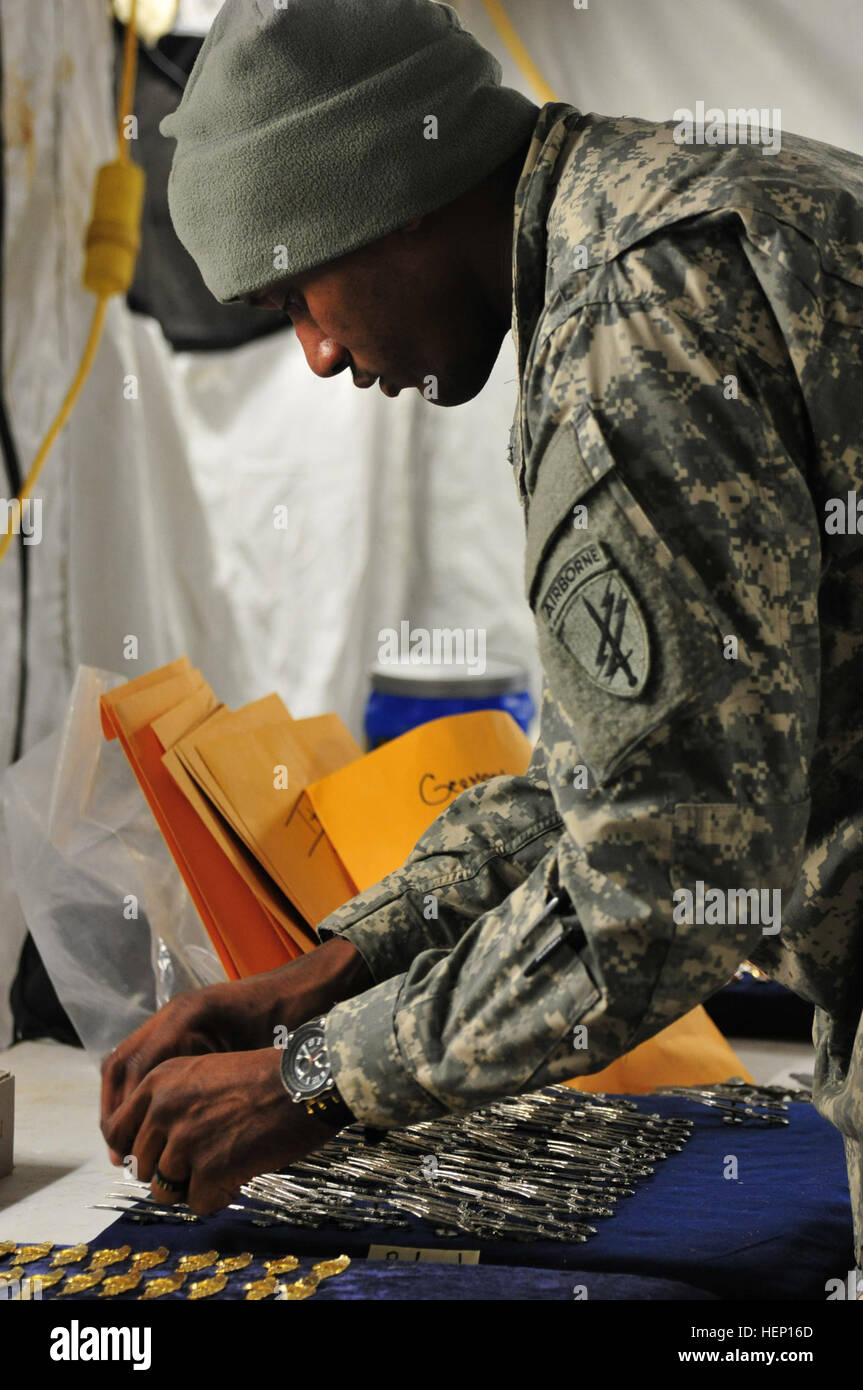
[114,17,195,93]
[0,16,29,765]
[141,37,189,91]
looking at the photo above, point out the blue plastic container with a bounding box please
[365,657,535,749]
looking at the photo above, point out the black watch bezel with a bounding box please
[279,1015,334,1103]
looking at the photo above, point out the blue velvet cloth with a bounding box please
[14,1096,854,1300]
[305,1265,717,1300]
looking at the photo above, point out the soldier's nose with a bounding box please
[295,321,350,379]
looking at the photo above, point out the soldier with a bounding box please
[101,0,863,1271]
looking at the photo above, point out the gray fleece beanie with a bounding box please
[159,0,539,303]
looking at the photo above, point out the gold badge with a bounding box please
[264,1254,299,1276]
[187,1272,227,1300]
[139,1273,186,1299]
[176,1249,218,1273]
[51,1244,89,1267]
[312,1254,350,1280]
[275,1253,350,1300]
[13,1242,53,1264]
[100,1270,142,1297]
[131,1247,169,1271]
[89,1245,131,1270]
[59,1269,105,1295]
[277,1278,318,1301]
[243,1276,277,1300]
[215,1252,251,1274]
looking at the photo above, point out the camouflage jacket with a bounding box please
[319,102,863,1257]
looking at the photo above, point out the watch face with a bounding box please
[287,1025,330,1096]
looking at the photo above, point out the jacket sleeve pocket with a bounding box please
[525,407,741,785]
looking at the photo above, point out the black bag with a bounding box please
[10,935,81,1047]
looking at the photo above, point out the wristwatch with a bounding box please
[278,1015,354,1130]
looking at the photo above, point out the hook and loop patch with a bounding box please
[539,540,650,699]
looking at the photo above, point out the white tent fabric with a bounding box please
[457,0,862,154]
[1,0,861,1047]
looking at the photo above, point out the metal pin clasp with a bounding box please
[525,920,585,977]
[522,890,587,977]
[521,893,561,942]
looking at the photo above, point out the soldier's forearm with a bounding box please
[323,779,810,1131]
[257,937,374,1035]
[316,759,562,984]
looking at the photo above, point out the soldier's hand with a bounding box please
[100,938,372,1163]
[100,978,273,1161]
[102,1047,332,1214]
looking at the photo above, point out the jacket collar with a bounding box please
[511,102,583,384]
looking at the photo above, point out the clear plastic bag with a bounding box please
[1,666,225,1059]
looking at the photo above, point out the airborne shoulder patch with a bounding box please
[539,541,650,699]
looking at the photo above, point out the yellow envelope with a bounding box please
[156,697,314,957]
[191,712,363,924]
[305,709,532,891]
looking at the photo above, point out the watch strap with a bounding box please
[303,1085,355,1130]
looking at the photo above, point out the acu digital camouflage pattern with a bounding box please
[319,102,863,1260]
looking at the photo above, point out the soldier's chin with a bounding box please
[427,358,497,407]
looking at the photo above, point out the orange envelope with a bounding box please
[304,709,533,891]
[566,1006,754,1093]
[192,713,363,925]
[159,705,313,959]
[101,663,309,979]
[173,695,295,862]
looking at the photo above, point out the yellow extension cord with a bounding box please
[0,0,144,568]
[480,0,560,104]
[0,1,554,570]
